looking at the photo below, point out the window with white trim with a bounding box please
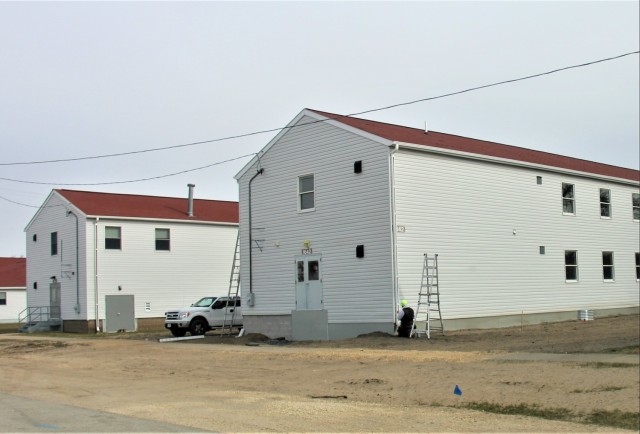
[298,174,315,211]
[155,228,170,251]
[562,183,575,214]
[602,251,614,281]
[0,292,6,305]
[635,253,640,280]
[600,188,611,218]
[564,250,578,281]
[105,226,121,250]
[633,193,640,221]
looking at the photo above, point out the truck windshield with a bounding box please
[193,297,217,307]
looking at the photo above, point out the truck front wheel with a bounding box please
[170,326,187,337]
[189,318,208,336]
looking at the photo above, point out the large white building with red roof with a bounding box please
[0,257,26,323]
[235,109,640,340]
[25,188,238,333]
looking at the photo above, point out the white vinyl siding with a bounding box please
[85,219,237,320]
[26,193,85,319]
[26,191,238,322]
[0,289,27,323]
[393,149,640,319]
[238,115,393,323]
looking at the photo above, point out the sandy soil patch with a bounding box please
[0,314,637,432]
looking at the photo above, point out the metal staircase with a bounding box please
[18,306,62,333]
[221,233,241,335]
[411,253,444,339]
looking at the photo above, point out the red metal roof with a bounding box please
[310,109,639,182]
[0,257,26,288]
[55,190,238,224]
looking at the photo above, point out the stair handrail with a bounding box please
[18,306,51,324]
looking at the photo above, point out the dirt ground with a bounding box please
[0,314,638,433]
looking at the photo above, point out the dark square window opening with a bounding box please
[602,251,615,280]
[50,232,58,256]
[564,250,578,281]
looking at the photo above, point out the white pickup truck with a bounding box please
[164,296,243,337]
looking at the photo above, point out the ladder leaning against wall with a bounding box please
[411,253,444,339]
[221,233,241,336]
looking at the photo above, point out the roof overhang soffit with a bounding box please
[393,142,640,186]
[85,215,238,227]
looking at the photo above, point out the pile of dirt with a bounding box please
[158,313,639,354]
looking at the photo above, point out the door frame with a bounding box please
[294,254,323,310]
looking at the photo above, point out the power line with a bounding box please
[0,194,43,208]
[347,51,640,117]
[0,153,255,186]
[0,194,67,209]
[1,50,637,167]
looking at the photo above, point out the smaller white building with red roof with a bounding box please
[0,257,27,323]
[25,188,238,333]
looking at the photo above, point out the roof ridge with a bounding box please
[307,108,639,180]
[55,189,238,204]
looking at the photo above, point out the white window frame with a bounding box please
[562,183,575,215]
[298,174,315,213]
[635,253,640,281]
[602,251,615,282]
[633,193,640,222]
[105,226,122,250]
[155,228,170,251]
[599,188,611,219]
[564,250,578,282]
[0,291,6,306]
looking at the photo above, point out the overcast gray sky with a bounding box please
[1,1,638,257]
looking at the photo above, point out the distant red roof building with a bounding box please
[0,258,26,288]
[55,190,238,224]
[310,109,639,182]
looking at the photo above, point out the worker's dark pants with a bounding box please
[398,327,411,338]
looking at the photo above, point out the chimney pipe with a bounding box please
[187,184,195,217]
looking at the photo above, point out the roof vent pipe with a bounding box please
[424,120,429,134]
[187,184,195,217]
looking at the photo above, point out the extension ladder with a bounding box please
[221,233,241,335]
[411,253,444,338]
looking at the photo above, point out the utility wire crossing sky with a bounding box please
[1,50,637,189]
[1,1,637,257]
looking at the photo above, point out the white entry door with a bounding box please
[295,256,323,310]
[49,282,61,320]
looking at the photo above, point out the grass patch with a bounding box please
[465,402,569,421]
[0,323,20,334]
[586,409,640,430]
[603,345,640,355]
[579,362,638,369]
[463,401,639,431]
[570,386,626,393]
